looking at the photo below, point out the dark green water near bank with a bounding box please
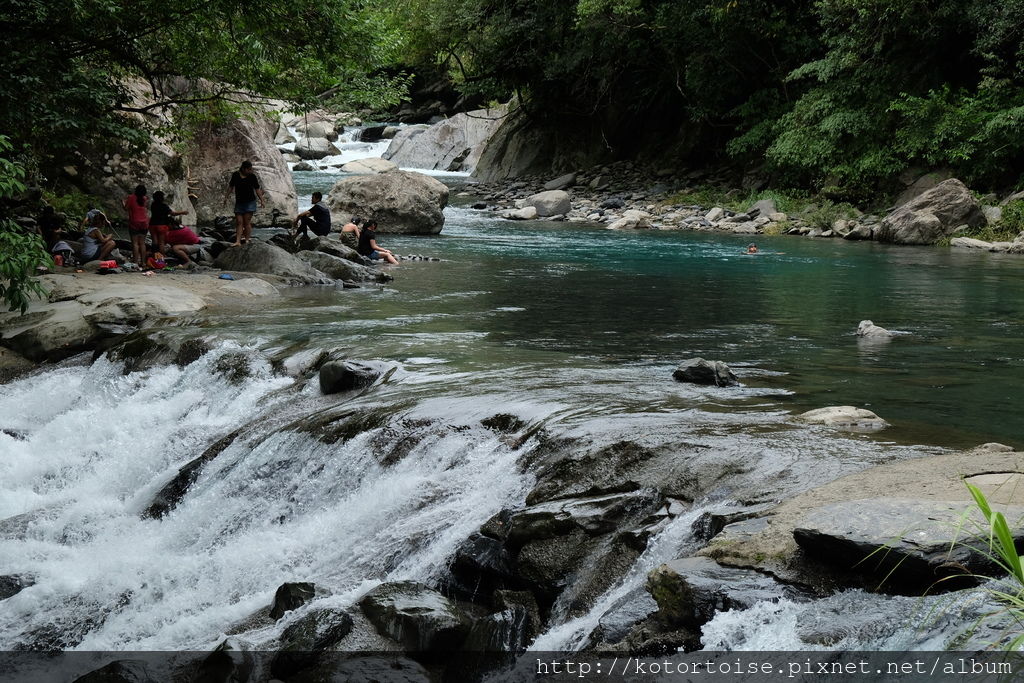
[238,193,1023,450]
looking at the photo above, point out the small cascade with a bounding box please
[0,342,533,650]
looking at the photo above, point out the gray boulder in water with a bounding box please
[328,170,449,234]
[672,358,739,387]
[295,250,391,283]
[358,581,470,651]
[876,178,985,245]
[213,241,330,284]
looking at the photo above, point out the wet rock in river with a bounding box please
[213,240,331,284]
[796,406,888,430]
[856,319,893,338]
[0,574,34,600]
[520,190,570,217]
[647,557,801,631]
[359,581,471,652]
[143,429,243,519]
[270,581,316,620]
[271,608,355,679]
[295,250,390,283]
[672,358,739,387]
[319,360,390,395]
[328,170,449,234]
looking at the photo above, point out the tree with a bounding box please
[0,0,410,173]
[0,136,50,314]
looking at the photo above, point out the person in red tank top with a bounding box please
[123,184,150,266]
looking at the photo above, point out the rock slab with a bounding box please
[877,179,985,245]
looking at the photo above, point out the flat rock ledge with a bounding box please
[699,448,1024,591]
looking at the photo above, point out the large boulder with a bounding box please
[213,241,329,283]
[327,170,449,234]
[297,120,337,141]
[606,209,653,230]
[294,137,341,160]
[187,112,298,227]
[318,360,388,394]
[876,179,985,245]
[294,250,389,283]
[358,581,470,652]
[382,106,507,173]
[519,190,570,217]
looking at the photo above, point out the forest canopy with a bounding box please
[4,0,1024,193]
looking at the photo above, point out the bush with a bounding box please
[0,136,50,314]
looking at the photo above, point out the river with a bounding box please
[1,163,1022,660]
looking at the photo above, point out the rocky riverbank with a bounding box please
[466,165,1024,253]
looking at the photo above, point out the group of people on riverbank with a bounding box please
[291,193,398,265]
[36,159,399,271]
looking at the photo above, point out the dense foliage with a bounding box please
[391,0,1024,194]
[0,0,409,173]
[4,0,1024,195]
[0,137,50,313]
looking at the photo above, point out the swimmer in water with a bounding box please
[745,243,759,254]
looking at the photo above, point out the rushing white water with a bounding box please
[0,343,533,650]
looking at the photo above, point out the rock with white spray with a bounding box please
[856,320,893,339]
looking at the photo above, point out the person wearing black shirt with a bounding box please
[292,192,332,238]
[222,160,265,247]
[356,219,398,264]
[149,191,188,254]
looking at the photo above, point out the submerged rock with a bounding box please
[672,358,739,387]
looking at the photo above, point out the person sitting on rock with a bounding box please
[166,224,202,267]
[292,191,332,238]
[356,219,398,264]
[339,215,361,250]
[79,219,117,264]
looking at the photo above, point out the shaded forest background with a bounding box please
[3,0,1024,198]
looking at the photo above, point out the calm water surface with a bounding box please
[233,184,1024,450]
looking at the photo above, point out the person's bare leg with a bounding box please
[132,235,146,265]
[99,240,115,260]
[243,213,254,243]
[171,244,191,264]
[232,213,244,247]
[384,252,399,264]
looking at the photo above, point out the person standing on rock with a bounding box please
[291,191,331,238]
[356,219,398,264]
[123,184,150,266]
[339,215,361,250]
[223,160,265,247]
